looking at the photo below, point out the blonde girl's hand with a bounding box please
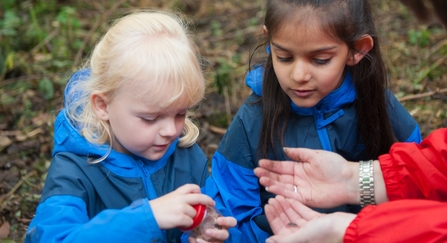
[149,184,215,230]
[187,216,237,243]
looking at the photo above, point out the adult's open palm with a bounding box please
[254,148,359,208]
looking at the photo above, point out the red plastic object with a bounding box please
[179,204,206,230]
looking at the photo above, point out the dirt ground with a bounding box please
[0,0,446,242]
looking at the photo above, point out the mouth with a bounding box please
[292,89,315,98]
[153,143,169,150]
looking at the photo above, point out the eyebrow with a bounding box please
[271,41,338,54]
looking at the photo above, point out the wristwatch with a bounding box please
[359,160,376,207]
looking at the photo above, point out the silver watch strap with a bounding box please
[359,160,376,207]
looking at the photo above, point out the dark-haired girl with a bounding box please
[207,0,421,241]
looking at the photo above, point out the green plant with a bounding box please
[407,27,430,47]
[214,57,233,95]
[210,20,223,37]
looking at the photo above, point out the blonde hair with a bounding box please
[66,10,205,159]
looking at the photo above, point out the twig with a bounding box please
[0,74,44,87]
[30,28,60,54]
[414,40,447,85]
[209,125,227,135]
[398,88,447,102]
[223,86,232,126]
[0,170,37,209]
[72,0,128,68]
[414,54,447,85]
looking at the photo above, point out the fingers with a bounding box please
[254,167,295,187]
[253,167,274,179]
[199,227,229,242]
[269,197,293,224]
[265,197,299,235]
[269,196,320,229]
[265,204,284,235]
[216,216,237,228]
[183,194,215,208]
[283,147,315,163]
[263,183,304,202]
[258,159,296,175]
[286,198,321,221]
[176,183,202,194]
[175,184,215,207]
[150,186,216,229]
[273,197,312,228]
[257,173,282,187]
[266,233,300,243]
[274,196,302,223]
[195,216,236,242]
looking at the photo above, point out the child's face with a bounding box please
[270,22,352,108]
[101,82,187,161]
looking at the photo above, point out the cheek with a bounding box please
[272,63,286,82]
[175,118,186,135]
[318,72,344,92]
[275,71,289,90]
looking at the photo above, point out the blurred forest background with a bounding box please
[0,0,446,242]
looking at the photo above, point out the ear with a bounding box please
[346,35,374,66]
[91,92,110,121]
[262,25,268,37]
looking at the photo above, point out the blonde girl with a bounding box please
[26,10,235,243]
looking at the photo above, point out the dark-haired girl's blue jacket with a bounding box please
[24,69,229,243]
[209,67,422,242]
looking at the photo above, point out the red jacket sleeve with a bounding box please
[344,128,447,242]
[378,128,447,201]
[344,200,447,243]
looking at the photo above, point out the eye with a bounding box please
[276,56,293,62]
[141,117,157,123]
[176,112,187,119]
[314,58,331,65]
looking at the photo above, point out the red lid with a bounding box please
[179,204,207,231]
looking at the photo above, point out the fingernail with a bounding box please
[265,187,269,192]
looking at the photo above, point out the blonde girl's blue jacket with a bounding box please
[24,69,227,243]
[210,66,422,242]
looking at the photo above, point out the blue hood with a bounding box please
[245,65,357,116]
[52,69,178,172]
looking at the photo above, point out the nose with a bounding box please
[291,60,311,83]
[159,118,178,137]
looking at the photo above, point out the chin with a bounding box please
[135,151,163,161]
[292,101,318,108]
[148,154,164,161]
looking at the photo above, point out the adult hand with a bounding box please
[149,184,215,230]
[265,195,355,243]
[254,148,359,208]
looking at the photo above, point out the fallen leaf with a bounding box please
[0,221,10,239]
[0,136,12,149]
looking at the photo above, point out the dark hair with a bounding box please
[253,0,397,159]
[399,0,447,27]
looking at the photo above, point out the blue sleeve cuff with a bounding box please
[25,195,166,243]
[405,124,422,143]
